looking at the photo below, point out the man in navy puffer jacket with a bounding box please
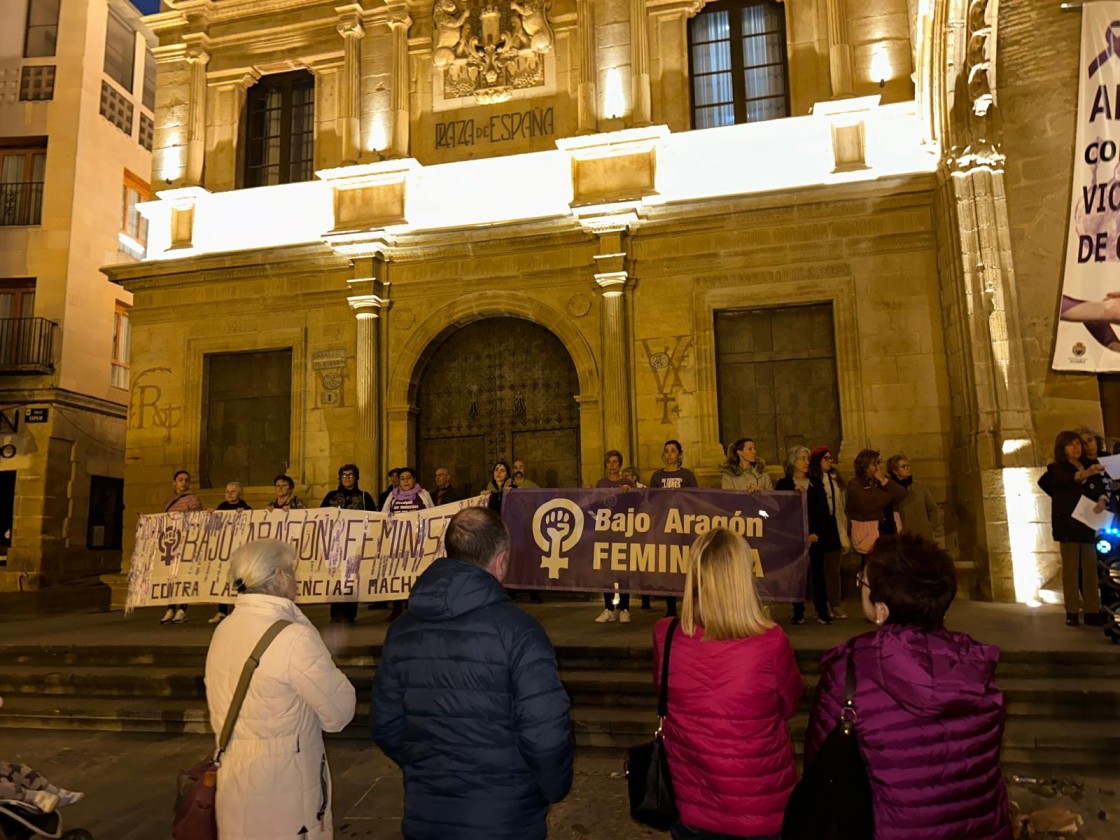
[370,506,573,839]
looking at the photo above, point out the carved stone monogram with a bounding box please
[432,0,555,104]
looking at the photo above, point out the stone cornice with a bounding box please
[105,244,352,292]
[0,389,128,420]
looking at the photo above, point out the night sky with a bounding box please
[130,0,161,14]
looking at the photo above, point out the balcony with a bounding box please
[0,181,44,226]
[0,318,55,373]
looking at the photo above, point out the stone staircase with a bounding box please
[1,640,1118,768]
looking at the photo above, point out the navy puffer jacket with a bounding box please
[370,558,573,840]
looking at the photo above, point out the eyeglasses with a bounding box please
[855,573,869,591]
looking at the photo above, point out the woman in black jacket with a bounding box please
[777,446,832,624]
[1038,430,1107,627]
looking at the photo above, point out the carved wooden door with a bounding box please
[417,317,580,496]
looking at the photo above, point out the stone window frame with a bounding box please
[241,69,317,189]
[181,329,307,492]
[687,0,791,129]
[692,270,865,469]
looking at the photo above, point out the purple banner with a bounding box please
[502,488,809,602]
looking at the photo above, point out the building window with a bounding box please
[0,279,36,320]
[688,0,790,129]
[142,48,157,111]
[19,65,56,101]
[111,304,131,389]
[139,113,154,152]
[100,81,134,136]
[715,303,841,466]
[24,0,60,58]
[0,147,46,226]
[243,71,315,188]
[202,349,293,488]
[103,9,135,93]
[87,475,124,550]
[120,171,150,260]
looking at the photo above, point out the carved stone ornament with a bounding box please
[432,0,555,104]
[965,0,996,118]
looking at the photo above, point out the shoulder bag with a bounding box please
[625,617,680,831]
[781,653,873,840]
[172,619,292,840]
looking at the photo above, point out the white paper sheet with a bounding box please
[1097,453,1120,478]
[1071,495,1115,533]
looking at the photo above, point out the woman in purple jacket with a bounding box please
[805,534,1011,840]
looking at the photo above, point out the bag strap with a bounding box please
[840,651,858,733]
[215,619,292,761]
[656,618,681,726]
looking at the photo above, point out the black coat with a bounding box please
[1038,460,1103,544]
[776,476,842,554]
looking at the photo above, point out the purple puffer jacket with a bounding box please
[805,625,1012,840]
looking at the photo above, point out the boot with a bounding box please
[1066,612,1080,627]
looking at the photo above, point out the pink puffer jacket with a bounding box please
[653,619,804,837]
[805,625,1012,840]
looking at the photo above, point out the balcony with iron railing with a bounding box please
[0,181,44,226]
[0,317,55,373]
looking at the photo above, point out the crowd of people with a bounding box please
[186,508,1011,839]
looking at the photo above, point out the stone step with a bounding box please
[1,694,1115,768]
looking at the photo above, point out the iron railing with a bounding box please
[0,317,55,372]
[0,181,44,226]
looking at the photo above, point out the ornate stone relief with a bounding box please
[431,0,555,104]
[965,0,997,118]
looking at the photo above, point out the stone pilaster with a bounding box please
[347,269,388,482]
[205,70,258,193]
[630,0,652,126]
[386,4,413,158]
[576,0,598,134]
[336,5,366,164]
[183,34,210,186]
[592,228,635,463]
[826,0,854,98]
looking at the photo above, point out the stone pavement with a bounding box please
[0,730,647,840]
[1,728,1118,839]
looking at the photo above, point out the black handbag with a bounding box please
[781,654,873,840]
[625,617,680,831]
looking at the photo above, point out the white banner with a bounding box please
[125,496,486,612]
[1054,2,1120,371]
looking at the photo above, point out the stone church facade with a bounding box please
[103,0,1098,606]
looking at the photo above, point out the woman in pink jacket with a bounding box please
[653,528,804,840]
[805,534,1011,839]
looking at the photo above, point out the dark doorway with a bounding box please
[87,475,124,550]
[0,470,14,558]
[416,317,581,496]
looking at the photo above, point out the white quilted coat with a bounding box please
[204,594,356,839]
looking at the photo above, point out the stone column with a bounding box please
[576,0,598,134]
[183,34,210,186]
[386,4,413,158]
[826,0,854,98]
[348,270,387,482]
[337,5,366,164]
[205,70,258,193]
[630,0,652,126]
[592,227,634,462]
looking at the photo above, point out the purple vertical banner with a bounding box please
[502,488,808,602]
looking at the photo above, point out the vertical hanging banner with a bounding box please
[502,488,809,602]
[1054,2,1120,371]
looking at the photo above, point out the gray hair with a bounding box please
[230,539,297,598]
[784,445,810,478]
[225,481,243,492]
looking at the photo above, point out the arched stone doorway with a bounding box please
[416,317,581,496]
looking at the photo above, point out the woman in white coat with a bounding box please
[205,539,356,839]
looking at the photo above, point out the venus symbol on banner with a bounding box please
[531,498,584,579]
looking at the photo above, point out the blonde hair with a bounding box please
[680,528,774,641]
